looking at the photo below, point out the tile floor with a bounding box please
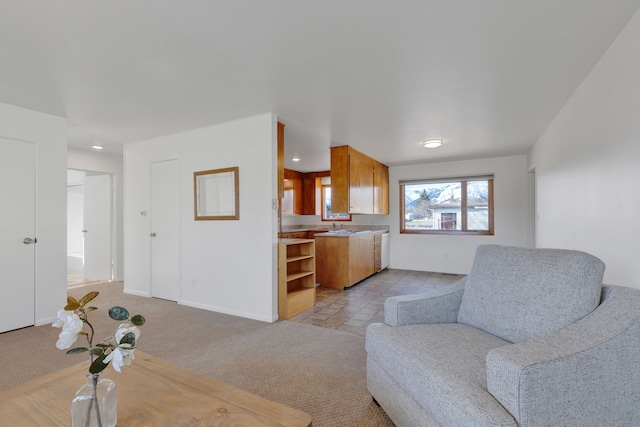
[287,268,465,336]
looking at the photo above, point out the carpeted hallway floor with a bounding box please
[0,269,462,426]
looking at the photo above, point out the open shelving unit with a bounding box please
[278,238,316,319]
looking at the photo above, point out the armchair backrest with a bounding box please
[457,245,605,343]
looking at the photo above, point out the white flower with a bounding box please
[52,309,84,350]
[114,323,141,344]
[100,323,141,373]
[103,346,136,373]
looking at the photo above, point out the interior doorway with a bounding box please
[67,169,113,286]
[0,138,36,332]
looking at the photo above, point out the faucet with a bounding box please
[332,222,336,230]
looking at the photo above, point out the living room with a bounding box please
[1,2,640,425]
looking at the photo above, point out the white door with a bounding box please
[151,160,179,301]
[83,174,112,281]
[0,138,35,333]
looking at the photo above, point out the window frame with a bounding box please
[399,176,494,235]
[321,184,352,222]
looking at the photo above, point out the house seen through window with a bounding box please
[400,176,494,235]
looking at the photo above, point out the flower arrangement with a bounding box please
[53,291,146,374]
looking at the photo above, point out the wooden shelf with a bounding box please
[287,254,314,263]
[286,270,314,282]
[288,287,314,298]
[278,239,316,320]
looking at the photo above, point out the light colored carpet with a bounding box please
[0,281,394,426]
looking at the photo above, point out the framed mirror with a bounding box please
[194,166,239,220]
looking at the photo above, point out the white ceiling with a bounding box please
[2,1,639,172]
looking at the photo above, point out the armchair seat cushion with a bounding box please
[366,322,517,427]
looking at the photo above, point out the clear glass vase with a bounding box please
[71,372,117,427]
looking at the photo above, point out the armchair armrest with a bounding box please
[384,277,466,326]
[486,285,640,426]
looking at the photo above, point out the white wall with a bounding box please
[0,102,67,325]
[124,113,279,322]
[68,149,124,280]
[529,9,640,289]
[390,155,529,274]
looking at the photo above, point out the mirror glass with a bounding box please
[194,166,239,220]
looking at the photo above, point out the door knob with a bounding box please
[23,237,36,244]
[150,233,157,237]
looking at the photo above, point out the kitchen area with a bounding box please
[277,123,390,319]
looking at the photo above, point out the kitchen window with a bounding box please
[400,175,494,235]
[321,185,351,221]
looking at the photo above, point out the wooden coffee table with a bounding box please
[0,350,312,426]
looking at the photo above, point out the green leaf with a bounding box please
[89,354,108,374]
[84,306,98,312]
[96,343,114,349]
[79,291,99,307]
[131,314,145,326]
[91,348,104,356]
[66,347,89,355]
[109,306,129,321]
[119,332,136,346]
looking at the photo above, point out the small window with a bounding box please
[321,185,351,221]
[400,176,493,235]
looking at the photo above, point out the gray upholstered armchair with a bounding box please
[365,244,640,426]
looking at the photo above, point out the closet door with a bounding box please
[83,174,112,281]
[150,159,179,301]
[0,138,35,332]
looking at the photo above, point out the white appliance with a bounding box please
[381,233,390,270]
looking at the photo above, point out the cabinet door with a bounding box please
[348,233,375,285]
[373,162,389,214]
[279,231,309,239]
[330,146,350,213]
[348,149,360,212]
[350,150,374,213]
[283,169,303,215]
[301,173,316,215]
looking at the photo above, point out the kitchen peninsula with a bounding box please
[314,228,388,290]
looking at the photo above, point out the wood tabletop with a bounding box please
[0,350,312,426]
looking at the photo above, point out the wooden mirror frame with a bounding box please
[194,166,239,220]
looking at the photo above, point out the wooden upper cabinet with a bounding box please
[330,146,350,213]
[283,168,303,215]
[330,145,389,214]
[283,168,329,216]
[277,122,285,199]
[301,173,317,215]
[349,150,374,213]
[374,161,389,214]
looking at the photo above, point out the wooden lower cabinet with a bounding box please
[278,239,316,319]
[278,231,309,239]
[315,233,375,290]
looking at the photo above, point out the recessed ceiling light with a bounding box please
[292,157,300,162]
[421,139,443,149]
[91,145,104,150]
